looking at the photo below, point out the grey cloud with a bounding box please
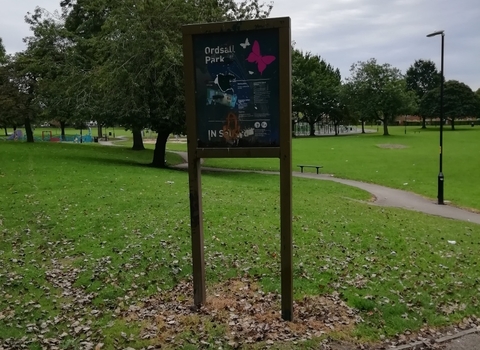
[0,0,58,53]
[1,0,479,90]
[272,0,480,89]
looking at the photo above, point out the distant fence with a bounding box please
[293,122,357,136]
[19,134,94,143]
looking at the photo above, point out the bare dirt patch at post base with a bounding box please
[376,144,408,149]
[122,277,362,348]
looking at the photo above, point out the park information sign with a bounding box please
[182,17,292,320]
[193,29,280,148]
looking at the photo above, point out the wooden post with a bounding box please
[279,20,293,321]
[187,155,206,306]
[183,30,206,306]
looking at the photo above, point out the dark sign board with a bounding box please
[193,30,280,148]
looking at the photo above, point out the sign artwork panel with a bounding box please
[193,29,280,148]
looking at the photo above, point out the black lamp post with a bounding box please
[427,30,445,204]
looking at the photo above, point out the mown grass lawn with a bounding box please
[1,141,480,349]
[109,125,480,210]
[200,126,480,211]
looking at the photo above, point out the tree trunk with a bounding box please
[334,122,339,135]
[361,121,365,134]
[25,118,34,142]
[309,122,315,136]
[3,127,7,136]
[382,119,389,136]
[291,119,296,137]
[151,130,170,168]
[97,124,103,138]
[421,117,427,129]
[60,120,66,141]
[451,119,455,130]
[132,128,145,150]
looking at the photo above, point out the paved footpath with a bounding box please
[296,171,480,225]
[173,152,480,349]
[173,152,480,225]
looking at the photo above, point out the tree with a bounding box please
[0,38,11,134]
[420,80,478,130]
[345,59,417,136]
[405,59,440,128]
[475,89,480,118]
[0,50,43,142]
[0,37,16,135]
[328,95,352,135]
[60,0,120,141]
[22,8,80,141]
[292,49,341,136]
[61,0,272,166]
[0,38,5,63]
[0,57,26,135]
[341,81,373,134]
[10,52,44,142]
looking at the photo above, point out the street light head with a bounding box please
[427,30,445,37]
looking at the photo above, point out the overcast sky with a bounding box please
[1,0,479,90]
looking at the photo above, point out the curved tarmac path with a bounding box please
[172,151,480,225]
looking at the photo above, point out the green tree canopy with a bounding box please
[476,98,480,118]
[405,59,440,128]
[341,80,373,134]
[59,0,272,165]
[292,49,341,136]
[344,58,417,135]
[0,57,25,134]
[22,8,79,140]
[0,50,43,142]
[0,37,6,63]
[476,88,480,118]
[420,80,478,129]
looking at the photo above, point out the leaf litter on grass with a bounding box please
[0,257,104,350]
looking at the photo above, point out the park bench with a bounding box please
[297,164,323,174]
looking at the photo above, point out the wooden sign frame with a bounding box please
[182,17,292,321]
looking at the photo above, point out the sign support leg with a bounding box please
[188,156,206,306]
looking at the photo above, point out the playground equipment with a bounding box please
[52,129,93,143]
[42,130,52,141]
[7,130,23,140]
[6,128,94,142]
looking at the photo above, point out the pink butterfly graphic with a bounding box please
[246,40,276,75]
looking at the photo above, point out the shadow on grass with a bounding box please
[170,165,280,187]
[57,152,185,171]
[413,126,478,132]
[63,154,152,168]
